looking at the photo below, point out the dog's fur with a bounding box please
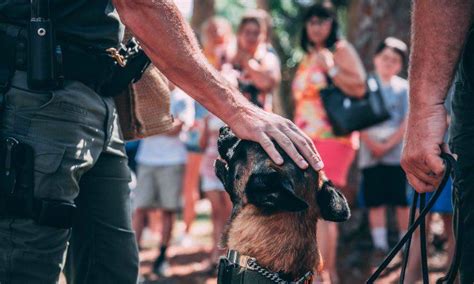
[215,127,350,280]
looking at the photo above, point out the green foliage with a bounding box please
[215,0,256,29]
[269,0,347,70]
[269,1,307,70]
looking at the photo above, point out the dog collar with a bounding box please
[224,250,314,284]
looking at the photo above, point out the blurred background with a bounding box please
[119,1,454,284]
[181,0,410,118]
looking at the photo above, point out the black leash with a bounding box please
[367,153,460,283]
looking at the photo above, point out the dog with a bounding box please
[214,126,351,283]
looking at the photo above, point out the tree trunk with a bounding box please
[347,0,411,73]
[190,0,215,36]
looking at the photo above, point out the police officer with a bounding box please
[0,1,323,283]
[401,1,474,283]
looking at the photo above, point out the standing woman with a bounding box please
[228,10,281,110]
[292,4,366,283]
[201,17,235,70]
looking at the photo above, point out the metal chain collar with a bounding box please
[246,258,313,284]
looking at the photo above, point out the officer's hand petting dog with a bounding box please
[213,127,349,283]
[227,103,324,171]
[113,0,324,172]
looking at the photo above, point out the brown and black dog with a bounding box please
[214,126,350,282]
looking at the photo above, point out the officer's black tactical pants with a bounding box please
[450,28,474,284]
[0,71,139,284]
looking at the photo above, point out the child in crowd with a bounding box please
[358,37,410,258]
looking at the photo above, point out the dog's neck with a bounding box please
[224,205,320,280]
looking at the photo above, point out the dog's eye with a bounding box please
[235,173,241,180]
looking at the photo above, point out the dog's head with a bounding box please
[215,126,350,221]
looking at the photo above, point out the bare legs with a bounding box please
[183,152,202,234]
[133,208,147,246]
[367,206,409,252]
[205,190,232,263]
[160,210,175,247]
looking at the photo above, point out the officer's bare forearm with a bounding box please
[409,0,473,109]
[113,0,250,123]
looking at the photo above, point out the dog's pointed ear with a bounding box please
[246,173,308,212]
[214,159,228,187]
[214,159,237,202]
[217,126,240,162]
[316,181,351,222]
[279,183,309,212]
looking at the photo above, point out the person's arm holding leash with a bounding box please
[113,0,322,171]
[401,0,473,193]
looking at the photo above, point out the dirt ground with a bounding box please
[136,201,453,284]
[56,199,452,284]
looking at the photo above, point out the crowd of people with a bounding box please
[127,3,455,283]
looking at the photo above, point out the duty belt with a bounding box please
[0,22,117,94]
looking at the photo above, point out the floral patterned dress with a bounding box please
[292,52,358,187]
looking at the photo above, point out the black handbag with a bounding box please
[320,74,391,136]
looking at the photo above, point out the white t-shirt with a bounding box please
[135,88,194,166]
[358,76,408,169]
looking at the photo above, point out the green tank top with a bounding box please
[0,0,124,49]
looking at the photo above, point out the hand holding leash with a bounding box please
[401,106,449,193]
[368,152,459,284]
